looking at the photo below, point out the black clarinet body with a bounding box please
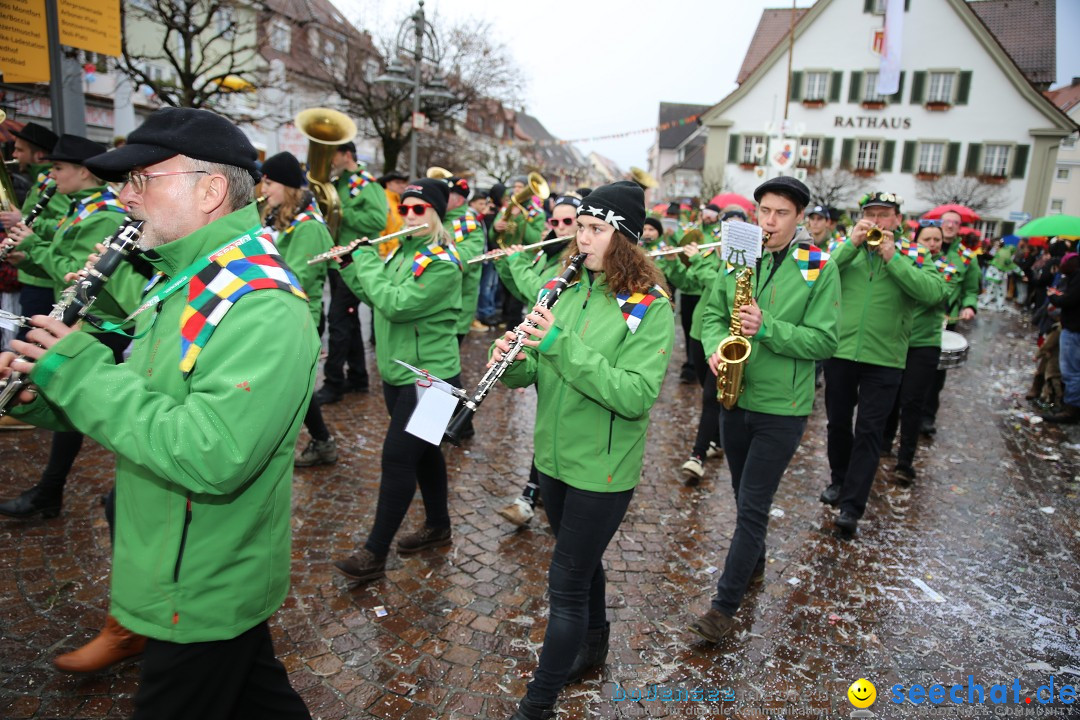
[444,253,586,445]
[0,182,58,264]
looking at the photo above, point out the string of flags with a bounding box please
[499,113,702,147]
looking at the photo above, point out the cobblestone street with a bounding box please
[0,307,1077,719]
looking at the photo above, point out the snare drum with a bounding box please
[938,330,969,369]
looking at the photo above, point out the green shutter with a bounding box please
[945,142,961,174]
[910,71,926,104]
[728,134,741,163]
[1001,221,1016,236]
[829,71,843,103]
[821,137,835,168]
[1011,144,1030,179]
[841,139,854,169]
[849,71,863,103]
[790,71,803,101]
[888,71,906,104]
[956,71,972,105]
[900,141,916,173]
[965,143,982,176]
[881,140,896,172]
[904,0,910,9]
[863,0,875,11]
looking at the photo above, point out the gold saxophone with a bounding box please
[715,230,768,409]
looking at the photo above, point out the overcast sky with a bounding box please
[341,0,1080,172]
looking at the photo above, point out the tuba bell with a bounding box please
[494,171,550,248]
[295,107,357,237]
[426,166,453,179]
[629,166,659,189]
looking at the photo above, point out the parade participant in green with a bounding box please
[446,176,485,340]
[2,107,315,717]
[981,240,1019,311]
[676,203,722,384]
[687,177,840,643]
[882,221,958,485]
[0,123,69,341]
[259,151,338,468]
[0,134,139,522]
[334,178,464,583]
[494,181,673,719]
[314,141,387,405]
[821,191,946,537]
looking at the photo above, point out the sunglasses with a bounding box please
[398,203,433,216]
[549,217,575,227]
[919,219,943,228]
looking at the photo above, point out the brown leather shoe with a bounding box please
[53,615,146,673]
[687,608,737,644]
[334,548,387,583]
[396,525,451,555]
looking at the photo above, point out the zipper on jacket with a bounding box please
[854,252,875,360]
[173,498,192,582]
[414,326,421,362]
[607,412,615,453]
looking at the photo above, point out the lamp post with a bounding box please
[375,0,455,178]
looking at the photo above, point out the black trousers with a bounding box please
[679,293,699,369]
[133,621,310,720]
[824,358,902,519]
[883,346,941,473]
[364,378,459,555]
[323,270,367,393]
[690,341,721,458]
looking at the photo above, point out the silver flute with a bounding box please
[307,224,430,264]
[467,235,574,264]
[648,239,724,257]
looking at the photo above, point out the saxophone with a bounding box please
[715,266,754,409]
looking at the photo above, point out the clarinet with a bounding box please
[0,220,144,416]
[444,253,586,445]
[0,182,58,264]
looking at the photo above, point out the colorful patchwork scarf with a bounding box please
[794,242,830,286]
[616,284,670,334]
[411,242,462,277]
[452,212,479,242]
[58,189,126,231]
[283,200,325,236]
[347,170,377,198]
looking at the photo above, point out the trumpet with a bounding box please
[307,223,429,264]
[649,239,723,258]
[468,235,573,264]
[865,226,884,250]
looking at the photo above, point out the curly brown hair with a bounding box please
[261,187,308,232]
[563,232,666,296]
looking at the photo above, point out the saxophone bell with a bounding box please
[715,266,755,411]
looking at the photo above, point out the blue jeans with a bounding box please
[1060,329,1080,407]
[713,408,806,616]
[476,261,499,320]
[526,472,633,706]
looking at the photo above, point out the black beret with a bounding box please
[753,176,811,209]
[576,180,645,240]
[703,203,722,214]
[378,171,408,187]
[401,178,450,219]
[643,217,664,235]
[260,152,305,189]
[576,187,592,198]
[45,134,107,166]
[665,202,682,217]
[12,122,58,153]
[84,107,259,182]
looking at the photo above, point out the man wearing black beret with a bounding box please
[0,107,314,717]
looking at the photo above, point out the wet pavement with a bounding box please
[1,305,1078,719]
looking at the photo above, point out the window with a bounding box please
[805,72,829,101]
[1057,167,1071,181]
[322,39,338,66]
[973,220,998,238]
[269,19,290,53]
[864,72,887,103]
[741,135,767,164]
[1063,133,1078,149]
[1050,200,1064,214]
[798,137,821,167]
[982,144,1011,177]
[856,140,881,171]
[867,0,885,13]
[927,72,955,103]
[918,142,945,174]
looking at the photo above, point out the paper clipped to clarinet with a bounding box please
[720,220,763,267]
[394,360,464,445]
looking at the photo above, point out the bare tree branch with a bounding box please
[915,176,1012,216]
[805,167,862,209]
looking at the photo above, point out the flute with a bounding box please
[0,182,58,264]
[467,235,574,264]
[649,239,723,257]
[307,224,430,264]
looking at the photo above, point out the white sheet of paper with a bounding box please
[720,220,763,267]
[406,383,459,445]
[0,318,18,332]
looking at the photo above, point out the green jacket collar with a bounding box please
[144,203,261,277]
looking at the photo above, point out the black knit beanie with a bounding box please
[260,152,305,189]
[576,180,645,240]
[401,178,450,219]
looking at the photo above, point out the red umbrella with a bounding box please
[651,202,691,215]
[921,204,980,223]
[1026,236,1048,248]
[710,193,755,213]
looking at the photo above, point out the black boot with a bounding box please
[0,484,62,519]
[509,698,555,720]
[564,622,610,685]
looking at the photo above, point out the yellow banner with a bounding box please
[0,0,50,83]
[59,0,121,57]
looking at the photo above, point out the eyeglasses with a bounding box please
[125,170,209,193]
[398,203,433,216]
[919,219,943,228]
[549,217,575,227]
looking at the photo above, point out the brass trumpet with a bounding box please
[307,223,429,264]
[493,171,549,248]
[865,226,884,250]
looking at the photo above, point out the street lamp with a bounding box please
[375,0,453,178]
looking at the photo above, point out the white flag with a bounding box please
[876,0,904,95]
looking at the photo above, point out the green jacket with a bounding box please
[662,250,722,340]
[333,168,388,244]
[830,238,946,368]
[942,240,980,322]
[22,185,142,325]
[340,231,463,386]
[500,270,674,492]
[702,230,841,416]
[17,165,71,288]
[672,221,720,297]
[497,238,570,305]
[989,245,1019,274]
[15,203,319,642]
[909,252,960,348]
[273,210,333,326]
[494,203,544,248]
[444,205,485,335]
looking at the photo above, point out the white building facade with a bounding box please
[701,0,1076,236]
